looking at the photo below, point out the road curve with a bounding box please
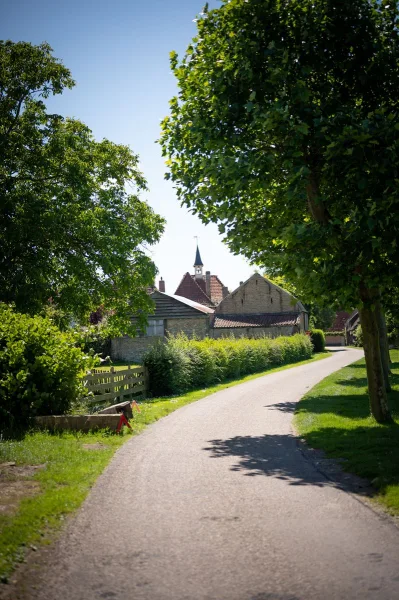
[24,349,399,599]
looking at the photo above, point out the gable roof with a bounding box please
[212,313,300,329]
[174,272,213,306]
[194,274,225,305]
[326,310,351,332]
[147,290,213,319]
[217,273,306,312]
[168,294,214,314]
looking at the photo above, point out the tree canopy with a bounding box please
[160,0,399,421]
[0,41,165,333]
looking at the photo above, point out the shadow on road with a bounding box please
[266,401,297,413]
[203,433,371,494]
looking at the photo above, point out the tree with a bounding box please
[0,41,165,334]
[160,0,399,422]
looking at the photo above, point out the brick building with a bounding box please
[111,291,213,363]
[212,273,308,338]
[111,247,308,362]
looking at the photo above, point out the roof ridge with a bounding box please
[175,272,213,305]
[191,275,212,302]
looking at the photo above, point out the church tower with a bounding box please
[194,244,204,280]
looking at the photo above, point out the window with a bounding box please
[146,319,164,337]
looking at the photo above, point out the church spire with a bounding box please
[194,245,203,268]
[194,244,204,279]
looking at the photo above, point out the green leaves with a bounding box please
[0,42,165,333]
[160,0,399,309]
[0,304,94,430]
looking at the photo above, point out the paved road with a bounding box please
[26,349,399,599]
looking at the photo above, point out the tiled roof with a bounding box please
[169,294,215,314]
[175,272,213,306]
[327,311,351,332]
[194,275,225,305]
[210,275,225,305]
[212,313,300,329]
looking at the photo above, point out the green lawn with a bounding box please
[294,350,399,515]
[0,350,330,581]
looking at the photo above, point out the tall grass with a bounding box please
[143,334,313,396]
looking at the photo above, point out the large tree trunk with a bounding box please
[306,171,330,225]
[359,287,391,423]
[375,300,392,392]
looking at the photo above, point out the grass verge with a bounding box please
[294,350,399,515]
[0,430,128,582]
[0,350,330,580]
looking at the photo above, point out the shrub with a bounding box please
[143,333,313,397]
[309,329,326,352]
[0,304,95,432]
[142,337,192,396]
[353,324,363,347]
[75,325,111,359]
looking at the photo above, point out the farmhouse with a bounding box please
[111,247,308,362]
[212,273,308,338]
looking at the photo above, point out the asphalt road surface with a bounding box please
[25,348,399,599]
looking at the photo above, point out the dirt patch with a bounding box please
[0,481,41,515]
[82,443,107,451]
[0,464,46,481]
[0,463,46,516]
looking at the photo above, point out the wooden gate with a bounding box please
[84,366,147,406]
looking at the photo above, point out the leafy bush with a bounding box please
[0,304,95,432]
[353,324,363,347]
[309,329,326,352]
[385,310,399,346]
[141,338,192,397]
[143,333,313,397]
[75,325,111,359]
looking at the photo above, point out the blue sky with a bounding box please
[1,0,255,293]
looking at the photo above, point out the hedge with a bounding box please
[143,333,313,397]
[0,304,95,433]
[309,329,326,352]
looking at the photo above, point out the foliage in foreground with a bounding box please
[294,352,399,514]
[160,0,399,421]
[0,40,164,334]
[143,334,313,396]
[0,304,96,432]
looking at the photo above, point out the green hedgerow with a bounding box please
[0,304,96,433]
[309,329,326,352]
[143,333,312,397]
[353,324,363,347]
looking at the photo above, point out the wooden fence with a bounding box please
[83,365,148,405]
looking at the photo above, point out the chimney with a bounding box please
[239,281,243,286]
[205,271,211,297]
[159,277,165,293]
[222,285,229,299]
